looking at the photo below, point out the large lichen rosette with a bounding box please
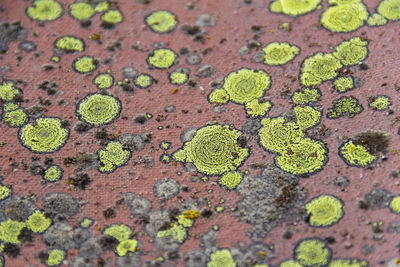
[77,93,121,126]
[306,195,344,227]
[19,117,69,153]
[172,125,249,175]
[300,53,342,86]
[320,3,368,33]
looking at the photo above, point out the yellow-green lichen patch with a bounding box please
[0,219,25,244]
[134,74,153,89]
[2,108,28,128]
[270,0,283,13]
[145,10,178,33]
[169,71,189,85]
[291,88,321,105]
[293,105,321,130]
[159,141,171,150]
[93,73,114,89]
[218,171,243,190]
[245,98,272,118]
[327,96,363,119]
[95,1,110,13]
[300,53,342,86]
[157,224,187,243]
[262,42,300,66]
[101,10,123,27]
[328,0,362,4]
[320,3,368,33]
[377,0,400,21]
[19,117,69,153]
[208,88,230,104]
[46,249,65,266]
[55,36,85,53]
[294,238,331,267]
[269,0,321,16]
[72,56,98,74]
[306,195,344,227]
[333,37,368,66]
[116,239,138,256]
[3,103,19,112]
[80,218,93,228]
[69,2,95,21]
[339,140,377,167]
[76,93,121,126]
[147,48,177,69]
[160,153,171,164]
[368,95,391,111]
[208,249,236,267]
[275,138,328,176]
[0,184,11,201]
[367,13,388,26]
[328,258,368,267]
[279,259,303,267]
[98,141,131,173]
[0,81,21,102]
[172,125,249,176]
[43,165,63,182]
[26,0,63,21]
[334,77,354,93]
[389,195,400,214]
[103,224,132,242]
[25,210,52,233]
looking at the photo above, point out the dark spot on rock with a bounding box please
[3,243,20,258]
[102,207,116,219]
[353,130,390,155]
[67,172,92,190]
[98,235,119,251]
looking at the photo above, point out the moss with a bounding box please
[218,171,243,190]
[0,184,11,201]
[103,224,132,242]
[320,3,368,33]
[134,74,153,89]
[169,71,189,85]
[69,2,95,21]
[269,0,321,16]
[291,88,321,105]
[80,218,93,228]
[93,73,114,89]
[369,95,391,111]
[279,259,303,267]
[76,93,121,126]
[98,141,131,173]
[327,96,363,119]
[19,117,69,153]
[208,88,229,104]
[367,13,388,26]
[43,165,63,182]
[245,99,272,118]
[55,36,84,53]
[46,249,65,266]
[172,125,249,176]
[339,140,377,167]
[294,238,331,267]
[147,48,177,69]
[293,105,321,130]
[306,195,344,227]
[116,239,138,256]
[25,210,51,233]
[328,259,368,267]
[389,195,400,214]
[333,37,368,66]
[0,219,25,244]
[157,224,187,243]
[145,10,178,33]
[26,0,63,21]
[72,56,98,74]
[207,249,236,267]
[3,108,28,128]
[95,1,110,13]
[377,0,400,20]
[333,77,354,93]
[0,81,20,102]
[101,10,123,25]
[262,42,300,66]
[300,53,342,86]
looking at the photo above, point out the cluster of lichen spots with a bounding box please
[377,0,400,21]
[269,0,321,16]
[0,184,11,201]
[54,36,85,53]
[0,81,21,102]
[103,224,138,256]
[98,141,132,173]
[334,76,354,93]
[327,96,363,119]
[294,238,331,267]
[145,10,178,33]
[218,171,243,190]
[168,69,189,85]
[76,93,121,126]
[389,195,400,214]
[26,0,63,22]
[291,88,321,105]
[43,165,63,182]
[134,73,153,89]
[147,48,178,69]
[101,10,124,28]
[72,56,98,74]
[262,42,300,66]
[19,117,70,153]
[245,98,272,118]
[293,105,321,130]
[368,95,391,111]
[367,13,388,26]
[2,105,28,128]
[93,73,114,89]
[338,139,377,167]
[25,210,52,233]
[173,125,249,176]
[306,195,344,227]
[328,258,368,267]
[207,249,236,267]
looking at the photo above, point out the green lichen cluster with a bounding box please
[93,73,114,89]
[43,165,63,182]
[328,259,368,267]
[291,88,321,105]
[98,141,131,173]
[294,238,331,267]
[116,239,137,256]
[173,125,249,176]
[134,74,153,89]
[169,71,189,85]
[26,0,63,21]
[147,48,177,69]
[207,249,236,267]
[157,224,187,243]
[389,195,400,214]
[293,105,321,130]
[377,0,400,21]
[25,210,52,233]
[19,117,69,153]
[104,224,137,256]
[145,10,178,33]
[306,195,344,227]
[334,77,354,93]
[76,93,121,126]
[339,139,376,167]
[333,37,368,66]
[262,42,300,66]
[0,81,20,102]
[160,141,171,150]
[279,259,303,267]
[101,10,123,26]
[70,2,95,21]
[245,98,272,118]
[269,0,321,16]
[367,13,388,26]
[47,249,66,266]
[2,107,28,128]
[72,56,98,74]
[0,219,26,244]
[369,95,391,111]
[55,36,85,53]
[218,171,243,190]
[80,218,93,228]
[95,1,110,13]
[327,96,363,119]
[0,184,11,201]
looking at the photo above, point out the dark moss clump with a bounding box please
[18,227,34,243]
[37,80,58,95]
[353,130,390,155]
[67,172,92,190]
[3,243,20,258]
[73,121,92,134]
[102,207,116,219]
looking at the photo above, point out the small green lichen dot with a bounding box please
[300,53,342,86]
[369,95,391,111]
[25,210,52,233]
[377,0,400,21]
[327,96,363,119]
[245,98,272,118]
[208,88,230,104]
[218,171,243,190]
[103,224,132,242]
[320,4,368,33]
[101,10,123,27]
[147,48,177,69]
[333,37,368,66]
[76,93,121,126]
[43,165,63,182]
[93,73,114,89]
[55,36,85,53]
[169,71,189,85]
[328,258,368,267]
[134,74,153,89]
[26,0,63,21]
[0,184,11,201]
[293,105,321,130]
[159,141,171,150]
[69,2,95,21]
[80,218,93,228]
[262,42,300,66]
[19,117,69,153]
[338,140,376,167]
[98,141,131,173]
[0,81,20,102]
[294,238,331,267]
[3,108,28,128]
[306,195,344,227]
[0,219,26,244]
[279,259,303,267]
[367,13,388,26]
[291,88,321,105]
[46,249,66,266]
[334,77,354,93]
[145,10,178,33]
[72,56,98,74]
[116,239,138,256]
[207,249,236,267]
[389,195,400,214]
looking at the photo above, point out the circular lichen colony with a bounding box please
[270,0,321,16]
[43,165,63,182]
[262,42,300,66]
[294,238,331,267]
[93,73,114,89]
[320,3,368,33]
[377,0,400,21]
[306,195,344,227]
[19,117,69,153]
[69,2,95,21]
[76,93,121,126]
[55,36,85,53]
[98,141,131,173]
[147,48,177,69]
[172,125,249,176]
[338,140,376,167]
[72,56,98,74]
[145,10,178,33]
[101,10,123,27]
[26,0,63,21]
